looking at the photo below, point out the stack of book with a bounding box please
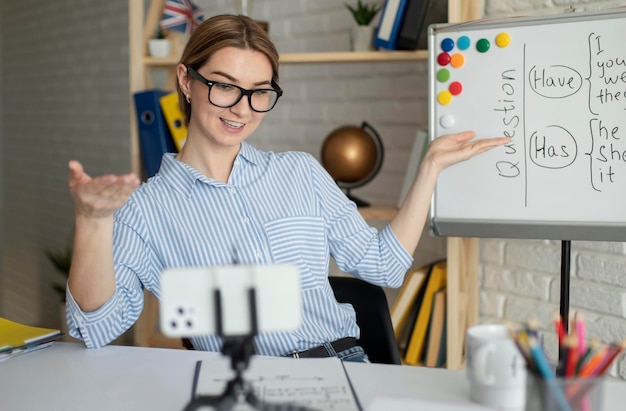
[0,317,62,361]
[390,260,447,367]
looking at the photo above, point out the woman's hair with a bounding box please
[177,14,280,125]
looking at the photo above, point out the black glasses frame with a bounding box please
[186,66,283,113]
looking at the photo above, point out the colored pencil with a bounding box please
[575,312,586,357]
[527,337,573,411]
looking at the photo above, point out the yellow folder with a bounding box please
[159,92,187,151]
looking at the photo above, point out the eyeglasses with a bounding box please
[187,66,283,113]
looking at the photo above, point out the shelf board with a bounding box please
[358,204,398,220]
[144,50,427,67]
[279,50,428,64]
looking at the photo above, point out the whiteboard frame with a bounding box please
[428,9,626,242]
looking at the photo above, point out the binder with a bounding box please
[395,0,432,50]
[374,0,410,50]
[133,89,177,178]
[159,92,188,151]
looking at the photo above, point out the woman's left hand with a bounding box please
[421,131,511,173]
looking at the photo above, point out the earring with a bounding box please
[186,94,191,103]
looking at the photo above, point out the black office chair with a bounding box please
[183,276,403,365]
[329,276,402,365]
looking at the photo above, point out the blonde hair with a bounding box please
[177,14,280,125]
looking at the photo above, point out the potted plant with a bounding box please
[148,26,172,58]
[345,1,382,51]
[46,246,73,339]
[46,246,72,304]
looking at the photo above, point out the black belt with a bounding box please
[286,337,358,358]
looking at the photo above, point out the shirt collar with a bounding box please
[159,142,262,198]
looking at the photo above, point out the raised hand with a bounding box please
[422,131,511,173]
[68,160,140,219]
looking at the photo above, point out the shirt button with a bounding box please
[256,251,262,259]
[243,217,249,224]
[230,187,236,194]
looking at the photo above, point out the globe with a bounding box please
[321,121,383,207]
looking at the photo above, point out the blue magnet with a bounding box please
[457,35,470,50]
[441,37,455,52]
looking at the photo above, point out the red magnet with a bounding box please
[437,52,451,66]
[449,81,463,95]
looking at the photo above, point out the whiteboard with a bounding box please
[428,9,626,241]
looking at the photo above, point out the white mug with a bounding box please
[466,324,527,410]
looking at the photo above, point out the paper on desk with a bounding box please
[367,396,496,411]
[196,356,360,411]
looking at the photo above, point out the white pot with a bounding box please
[148,39,172,58]
[351,25,375,51]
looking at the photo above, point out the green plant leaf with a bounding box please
[345,1,381,26]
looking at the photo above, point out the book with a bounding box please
[395,0,432,50]
[403,260,447,365]
[397,129,429,207]
[0,317,61,361]
[425,287,447,367]
[397,263,434,354]
[390,265,428,336]
[374,0,410,50]
[159,92,187,151]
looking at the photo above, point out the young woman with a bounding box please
[66,14,510,361]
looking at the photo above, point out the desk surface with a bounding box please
[0,342,624,411]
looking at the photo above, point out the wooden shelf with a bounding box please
[279,50,427,64]
[144,50,428,68]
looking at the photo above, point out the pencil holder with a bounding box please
[525,373,604,411]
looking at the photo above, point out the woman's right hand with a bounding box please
[68,160,140,219]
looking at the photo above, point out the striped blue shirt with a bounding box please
[66,142,413,354]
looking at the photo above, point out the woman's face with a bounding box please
[185,46,273,149]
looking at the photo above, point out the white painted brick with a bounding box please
[549,279,626,317]
[481,239,506,264]
[503,239,561,273]
[480,289,506,318]
[504,296,555,328]
[577,252,626,287]
[484,266,552,300]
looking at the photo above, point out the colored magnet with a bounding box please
[450,53,465,68]
[438,90,453,105]
[437,68,450,82]
[437,52,451,66]
[476,38,490,52]
[449,81,462,95]
[496,32,511,48]
[441,38,455,52]
[440,114,455,128]
[457,35,470,50]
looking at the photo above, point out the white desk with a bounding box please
[0,342,624,411]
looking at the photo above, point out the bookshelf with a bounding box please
[128,0,484,368]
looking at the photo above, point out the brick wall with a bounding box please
[481,0,626,380]
[0,0,131,326]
